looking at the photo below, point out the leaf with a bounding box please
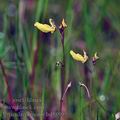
[0,32,6,59]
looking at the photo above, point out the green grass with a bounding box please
[0,0,120,120]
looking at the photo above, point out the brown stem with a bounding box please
[61,43,65,95]
[0,60,17,111]
[60,32,66,120]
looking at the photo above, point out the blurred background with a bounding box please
[0,0,120,120]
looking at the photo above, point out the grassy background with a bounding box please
[0,0,120,119]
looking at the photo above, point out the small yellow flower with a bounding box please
[92,52,99,64]
[34,19,56,33]
[59,19,67,29]
[70,50,88,63]
[93,52,99,60]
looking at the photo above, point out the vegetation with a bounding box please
[0,0,120,119]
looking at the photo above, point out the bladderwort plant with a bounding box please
[34,18,67,120]
[30,18,56,92]
[69,50,116,119]
[34,18,100,119]
[70,49,99,119]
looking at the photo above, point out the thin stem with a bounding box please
[95,97,107,112]
[62,82,71,101]
[79,81,90,119]
[79,82,91,99]
[60,82,71,120]
[80,86,83,120]
[0,60,17,111]
[60,32,66,120]
[84,63,92,119]
[60,99,63,120]
[40,86,45,120]
[29,41,39,91]
[61,33,65,95]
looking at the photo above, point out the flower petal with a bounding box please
[59,19,67,29]
[49,18,56,28]
[70,50,87,63]
[94,52,99,60]
[34,22,55,33]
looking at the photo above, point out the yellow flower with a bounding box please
[34,19,56,33]
[92,52,99,63]
[94,52,99,60]
[70,50,88,63]
[59,19,67,29]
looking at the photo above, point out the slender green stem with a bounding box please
[29,41,39,91]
